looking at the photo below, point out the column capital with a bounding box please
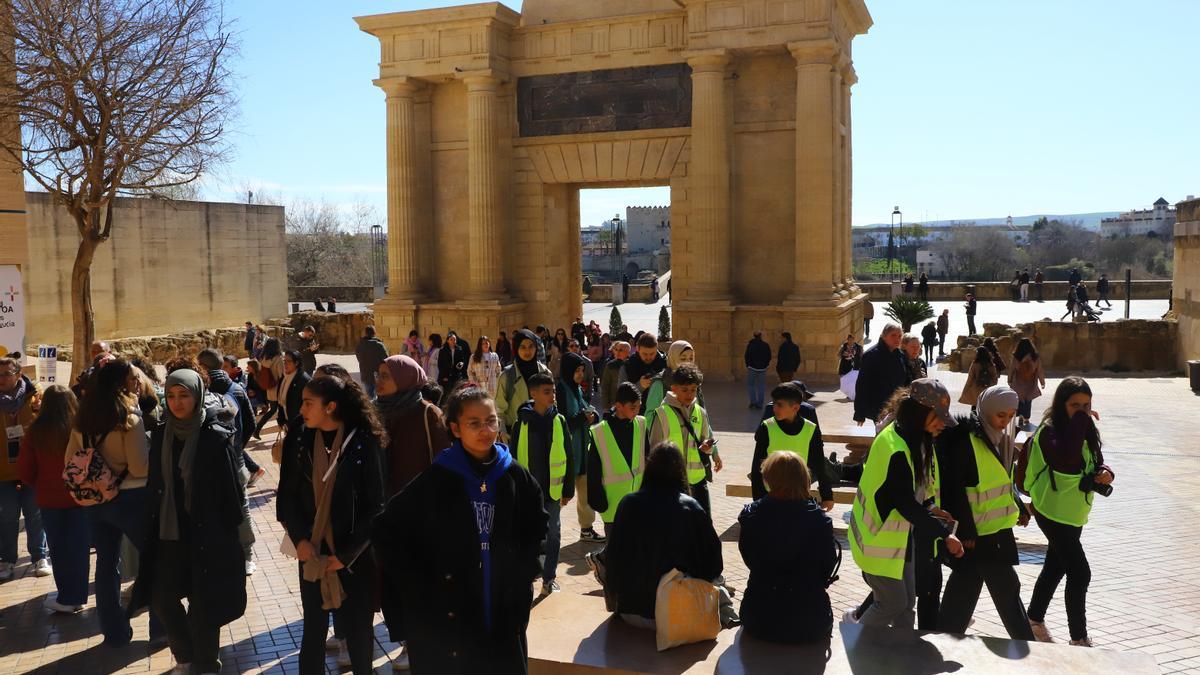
[686,49,730,73]
[788,39,838,66]
[457,70,504,91]
[374,76,422,98]
[840,61,859,86]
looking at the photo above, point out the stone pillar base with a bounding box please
[676,294,866,386]
[371,296,421,353]
[417,299,529,349]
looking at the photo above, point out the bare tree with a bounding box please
[285,199,376,288]
[0,0,235,373]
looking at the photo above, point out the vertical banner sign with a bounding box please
[0,265,24,363]
[38,346,57,384]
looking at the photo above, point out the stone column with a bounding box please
[787,40,839,304]
[377,77,423,300]
[463,73,506,300]
[842,61,858,291]
[687,51,731,301]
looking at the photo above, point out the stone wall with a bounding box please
[24,193,288,345]
[1174,197,1200,368]
[945,319,1179,374]
[859,280,1172,302]
[288,286,375,303]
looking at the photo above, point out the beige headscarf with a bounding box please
[977,385,1019,468]
[666,340,694,370]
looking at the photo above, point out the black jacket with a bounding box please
[776,340,801,374]
[277,425,386,569]
[921,323,939,346]
[853,343,908,423]
[738,497,837,644]
[509,402,575,503]
[604,487,722,620]
[744,338,772,370]
[586,411,649,515]
[438,342,470,388]
[935,415,1026,565]
[129,416,247,627]
[374,451,547,674]
[282,370,312,422]
[750,416,831,502]
[355,337,389,388]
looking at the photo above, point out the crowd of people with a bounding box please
[0,308,1113,673]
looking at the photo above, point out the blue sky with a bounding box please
[212,1,1200,228]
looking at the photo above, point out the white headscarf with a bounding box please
[977,385,1019,468]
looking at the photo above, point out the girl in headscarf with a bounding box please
[494,329,552,438]
[642,340,698,414]
[129,369,247,674]
[376,355,451,496]
[1008,338,1045,430]
[934,385,1035,640]
[557,351,601,542]
[279,376,386,675]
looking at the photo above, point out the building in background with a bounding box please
[916,249,945,278]
[1101,197,1178,238]
[624,205,670,253]
[1175,196,1200,369]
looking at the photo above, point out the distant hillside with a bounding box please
[857,211,1120,231]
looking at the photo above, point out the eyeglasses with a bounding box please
[461,418,500,432]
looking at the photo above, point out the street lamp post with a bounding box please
[612,212,623,283]
[888,205,901,281]
[370,223,384,296]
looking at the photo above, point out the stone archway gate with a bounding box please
[357,0,872,383]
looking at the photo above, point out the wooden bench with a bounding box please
[528,593,1159,674]
[725,484,855,504]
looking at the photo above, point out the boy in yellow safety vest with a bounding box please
[586,382,651,539]
[509,371,575,596]
[648,363,721,516]
[750,382,835,509]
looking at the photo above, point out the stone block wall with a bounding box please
[859,280,1172,302]
[946,319,1179,374]
[24,193,287,345]
[1174,198,1200,368]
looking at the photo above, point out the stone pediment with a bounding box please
[520,0,684,27]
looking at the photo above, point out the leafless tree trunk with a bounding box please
[0,0,235,374]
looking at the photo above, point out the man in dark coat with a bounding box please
[355,325,389,399]
[775,332,801,382]
[287,325,320,374]
[437,332,470,391]
[853,323,907,426]
[243,322,256,356]
[744,332,772,409]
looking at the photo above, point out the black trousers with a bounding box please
[254,401,280,436]
[923,343,934,363]
[940,559,1034,639]
[1027,514,1090,641]
[299,556,377,675]
[151,541,223,672]
[966,316,977,336]
[689,480,711,517]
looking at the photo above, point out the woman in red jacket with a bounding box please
[17,384,89,613]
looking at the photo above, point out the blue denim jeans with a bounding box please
[363,379,377,401]
[542,498,562,582]
[746,369,766,407]
[0,480,47,564]
[87,487,149,645]
[40,507,91,606]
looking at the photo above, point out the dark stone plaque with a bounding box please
[517,64,692,137]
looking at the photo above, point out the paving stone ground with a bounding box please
[1,350,1197,673]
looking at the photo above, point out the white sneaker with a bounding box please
[1070,637,1093,648]
[33,558,53,577]
[244,560,256,576]
[0,561,13,581]
[842,608,860,625]
[336,640,352,667]
[326,636,342,650]
[1029,619,1053,643]
[170,663,191,674]
[391,644,411,671]
[44,596,83,614]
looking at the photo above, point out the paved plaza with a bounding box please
[1,351,1197,673]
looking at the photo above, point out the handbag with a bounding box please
[654,568,721,651]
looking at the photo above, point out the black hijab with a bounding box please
[513,329,540,383]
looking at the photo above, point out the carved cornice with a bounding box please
[788,39,838,65]
[686,49,730,73]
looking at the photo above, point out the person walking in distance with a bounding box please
[1007,338,1045,430]
[354,325,389,400]
[776,332,802,383]
[744,332,772,410]
[964,293,978,336]
[920,321,938,365]
[918,272,929,302]
[1096,273,1113,309]
[863,298,875,341]
[1034,268,1045,302]
[1019,269,1031,302]
[936,309,950,358]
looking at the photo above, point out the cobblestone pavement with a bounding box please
[1,354,1197,673]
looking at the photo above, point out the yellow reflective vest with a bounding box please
[965,434,1019,536]
[590,416,646,524]
[515,415,568,501]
